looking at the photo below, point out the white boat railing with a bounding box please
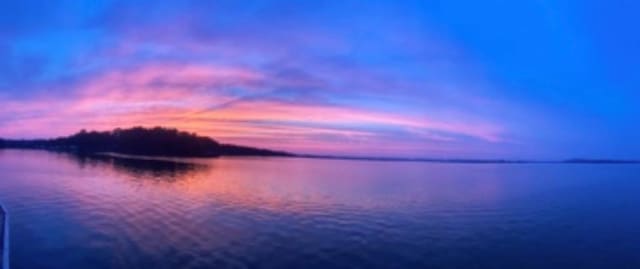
[0,205,7,269]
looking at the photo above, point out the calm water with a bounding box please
[0,150,639,269]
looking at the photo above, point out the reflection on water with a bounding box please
[0,149,639,269]
[68,153,208,181]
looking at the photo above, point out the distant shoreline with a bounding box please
[1,148,638,165]
[0,127,292,158]
[1,127,638,164]
[296,155,640,164]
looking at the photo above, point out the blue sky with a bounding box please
[0,0,638,159]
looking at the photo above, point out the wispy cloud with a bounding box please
[0,59,507,157]
[5,0,604,158]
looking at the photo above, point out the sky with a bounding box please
[0,0,638,159]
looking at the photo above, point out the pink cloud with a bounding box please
[0,62,507,157]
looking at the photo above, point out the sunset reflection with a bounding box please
[49,152,512,213]
[2,150,640,268]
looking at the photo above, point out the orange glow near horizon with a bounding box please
[0,63,506,157]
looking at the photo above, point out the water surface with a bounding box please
[0,150,639,268]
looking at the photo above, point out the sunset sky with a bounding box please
[1,0,639,159]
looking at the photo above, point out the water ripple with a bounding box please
[0,150,639,268]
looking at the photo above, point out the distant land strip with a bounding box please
[0,126,292,158]
[298,155,640,164]
[0,126,638,164]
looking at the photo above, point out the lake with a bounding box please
[0,149,639,269]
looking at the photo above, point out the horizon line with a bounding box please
[1,127,639,164]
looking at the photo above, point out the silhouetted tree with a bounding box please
[0,126,292,157]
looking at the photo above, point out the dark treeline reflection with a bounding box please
[64,152,209,181]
